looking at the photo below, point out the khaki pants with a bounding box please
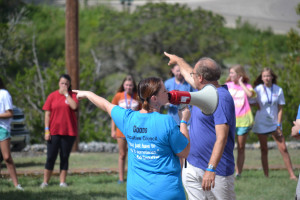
[182,161,236,200]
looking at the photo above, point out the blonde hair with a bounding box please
[225,64,250,83]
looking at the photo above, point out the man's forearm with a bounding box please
[208,124,229,169]
[164,52,196,88]
[208,137,227,168]
[176,58,196,88]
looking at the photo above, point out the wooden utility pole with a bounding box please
[66,0,79,151]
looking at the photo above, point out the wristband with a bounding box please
[206,168,216,172]
[180,120,188,125]
[45,131,50,135]
[277,123,281,127]
[45,127,49,130]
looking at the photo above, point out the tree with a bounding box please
[248,3,300,138]
[91,3,228,81]
[279,3,300,135]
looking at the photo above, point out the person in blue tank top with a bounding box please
[165,52,236,200]
[164,64,195,125]
[73,77,191,200]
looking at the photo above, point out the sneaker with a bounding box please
[40,182,48,188]
[16,184,24,191]
[59,182,68,187]
[117,180,124,184]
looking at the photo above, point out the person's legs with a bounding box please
[59,136,75,184]
[0,138,19,187]
[182,161,206,200]
[257,134,269,177]
[117,138,127,182]
[59,170,68,185]
[210,174,236,200]
[43,135,60,184]
[43,169,52,185]
[236,133,248,176]
[272,132,297,180]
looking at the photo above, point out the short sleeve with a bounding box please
[278,88,285,105]
[168,125,189,154]
[112,93,121,105]
[164,79,171,91]
[71,92,79,103]
[2,91,13,111]
[297,105,300,120]
[249,86,258,104]
[43,93,53,111]
[246,84,257,98]
[111,106,127,135]
[213,100,229,125]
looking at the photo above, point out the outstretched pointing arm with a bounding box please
[164,52,196,89]
[73,90,116,117]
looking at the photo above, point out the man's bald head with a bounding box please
[194,57,221,81]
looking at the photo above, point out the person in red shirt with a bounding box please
[111,75,140,184]
[40,74,78,188]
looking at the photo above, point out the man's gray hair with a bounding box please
[195,57,221,81]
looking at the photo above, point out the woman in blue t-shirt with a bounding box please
[73,77,190,200]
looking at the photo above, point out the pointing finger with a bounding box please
[164,51,169,56]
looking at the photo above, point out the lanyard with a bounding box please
[263,84,273,105]
[124,92,133,109]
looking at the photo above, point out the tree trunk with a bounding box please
[66,0,79,151]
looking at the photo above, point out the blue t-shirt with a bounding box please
[111,106,189,200]
[165,77,195,125]
[297,105,300,119]
[187,85,236,176]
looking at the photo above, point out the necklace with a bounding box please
[263,84,273,105]
[124,92,133,109]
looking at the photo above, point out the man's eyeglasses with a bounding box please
[190,72,197,77]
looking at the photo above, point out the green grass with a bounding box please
[1,149,300,199]
[0,170,298,200]
[1,152,120,172]
[235,170,298,200]
[2,149,299,172]
[0,174,127,200]
[239,149,300,169]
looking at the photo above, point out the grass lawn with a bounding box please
[3,152,120,172]
[0,174,126,200]
[0,149,299,199]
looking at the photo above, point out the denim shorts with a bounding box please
[236,127,251,136]
[0,127,11,141]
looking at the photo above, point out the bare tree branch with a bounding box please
[32,34,46,103]
[24,94,44,116]
[91,49,101,76]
